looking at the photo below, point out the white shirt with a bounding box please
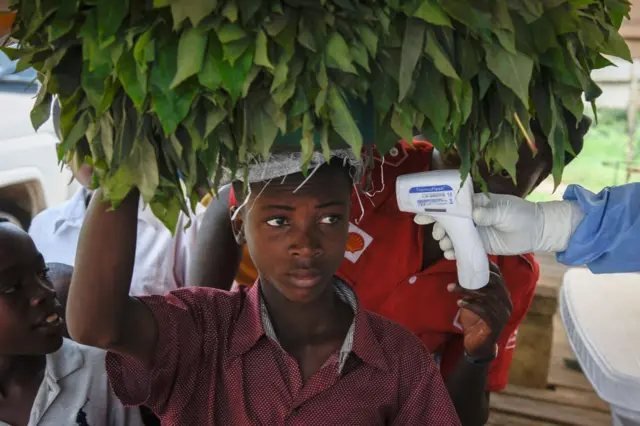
[29,187,203,296]
[0,339,144,426]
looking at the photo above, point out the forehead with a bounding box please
[0,224,42,274]
[249,165,350,202]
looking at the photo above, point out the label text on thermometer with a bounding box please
[408,185,455,208]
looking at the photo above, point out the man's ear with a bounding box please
[230,206,246,245]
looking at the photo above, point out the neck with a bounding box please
[261,278,344,344]
[0,355,46,397]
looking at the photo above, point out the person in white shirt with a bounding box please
[0,221,143,426]
[28,100,202,296]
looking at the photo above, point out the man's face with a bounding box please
[234,164,352,303]
[0,224,64,355]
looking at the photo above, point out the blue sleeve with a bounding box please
[556,183,640,273]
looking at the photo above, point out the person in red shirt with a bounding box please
[192,112,590,425]
[65,153,461,425]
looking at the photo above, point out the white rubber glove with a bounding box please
[414,193,585,257]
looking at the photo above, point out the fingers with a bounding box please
[432,223,456,259]
[414,214,436,226]
[473,193,491,208]
[472,207,497,227]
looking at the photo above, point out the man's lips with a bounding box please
[32,307,65,331]
[287,269,323,288]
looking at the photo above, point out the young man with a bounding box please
[0,221,143,426]
[28,100,203,296]
[66,152,462,425]
[192,112,591,425]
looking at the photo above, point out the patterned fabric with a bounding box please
[106,284,461,425]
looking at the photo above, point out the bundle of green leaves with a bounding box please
[3,0,631,230]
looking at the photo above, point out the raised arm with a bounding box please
[188,184,242,290]
[66,189,157,364]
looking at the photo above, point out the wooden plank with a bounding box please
[490,393,612,426]
[501,384,610,413]
[487,411,557,426]
[548,352,595,392]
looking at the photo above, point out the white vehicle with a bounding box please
[0,49,76,229]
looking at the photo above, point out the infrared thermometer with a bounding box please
[396,169,489,290]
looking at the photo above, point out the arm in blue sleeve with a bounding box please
[556,183,640,273]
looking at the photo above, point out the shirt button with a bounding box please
[408,276,417,284]
[389,147,399,157]
[292,407,301,416]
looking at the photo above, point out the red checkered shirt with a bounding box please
[106,281,460,425]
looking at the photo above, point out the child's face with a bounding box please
[234,164,352,303]
[0,224,64,355]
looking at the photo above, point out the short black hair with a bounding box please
[47,262,73,282]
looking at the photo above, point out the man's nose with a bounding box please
[29,281,56,307]
[289,225,323,258]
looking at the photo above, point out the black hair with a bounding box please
[46,262,73,285]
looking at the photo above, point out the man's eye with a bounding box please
[266,217,288,227]
[1,283,19,295]
[320,215,340,225]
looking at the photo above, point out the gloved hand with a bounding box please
[414,193,585,257]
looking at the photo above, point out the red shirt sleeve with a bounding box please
[386,322,461,425]
[105,288,239,415]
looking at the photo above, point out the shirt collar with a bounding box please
[45,338,85,382]
[228,279,388,373]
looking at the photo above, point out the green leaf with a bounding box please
[413,1,453,27]
[255,29,274,69]
[117,51,147,110]
[440,0,493,30]
[270,54,289,92]
[217,23,248,43]
[390,106,414,144]
[171,27,208,89]
[399,18,426,102]
[326,31,357,74]
[170,0,218,28]
[424,29,459,80]
[492,127,519,181]
[484,43,533,106]
[97,0,129,45]
[601,27,632,62]
[222,38,252,66]
[222,1,238,22]
[327,86,362,153]
[31,90,53,132]
[298,18,317,52]
[356,25,379,57]
[61,110,91,152]
[218,48,253,102]
[198,34,223,90]
[349,42,370,72]
[150,38,198,134]
[413,60,448,133]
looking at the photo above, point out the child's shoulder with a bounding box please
[143,285,250,321]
